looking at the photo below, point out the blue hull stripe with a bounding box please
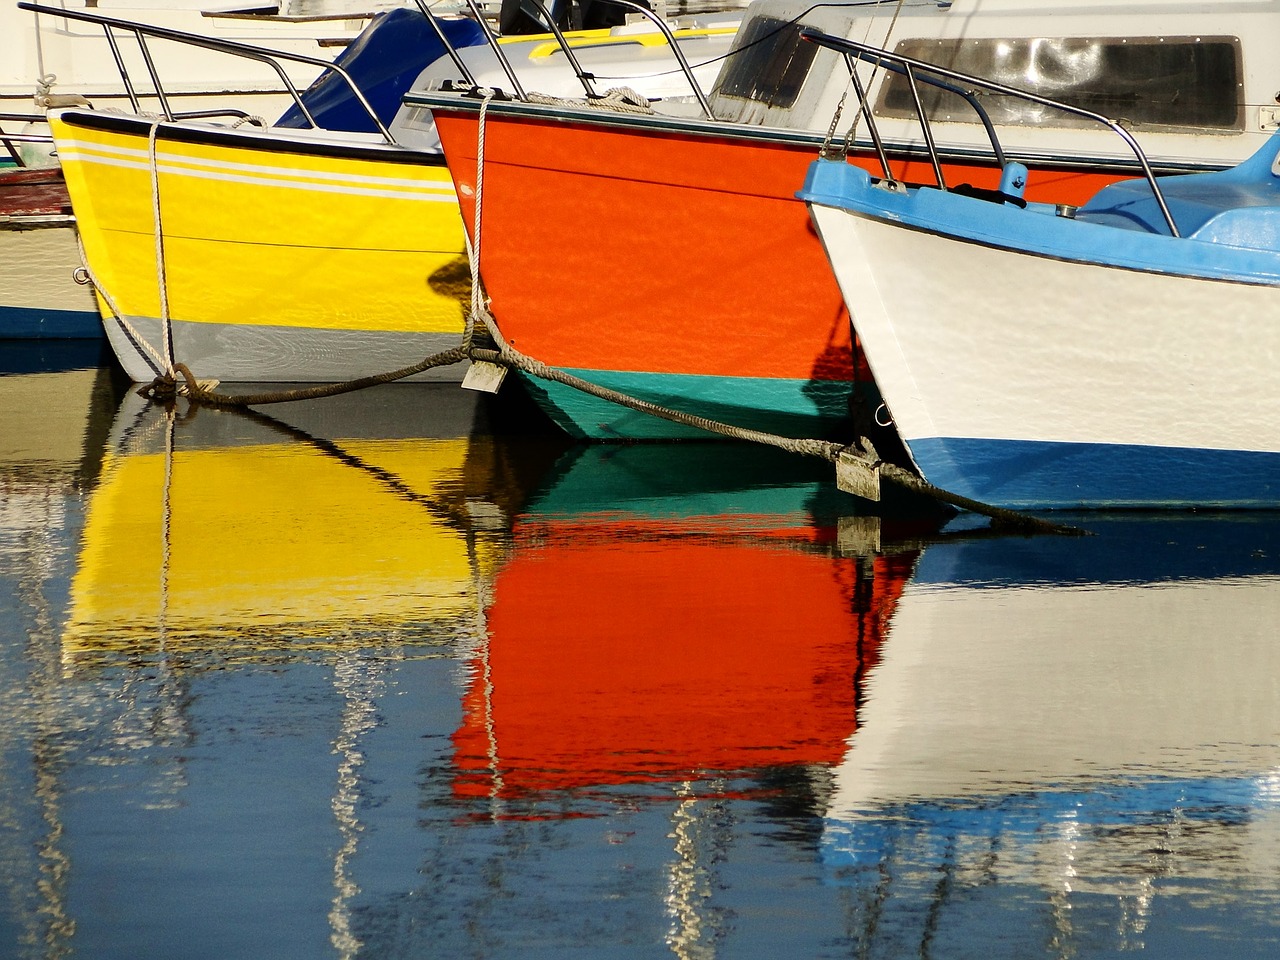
[912,436,1280,509]
[824,773,1276,870]
[0,304,103,340]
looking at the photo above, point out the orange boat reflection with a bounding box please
[452,444,920,807]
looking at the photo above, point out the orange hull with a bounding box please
[439,113,857,383]
[430,103,1125,439]
[436,109,1118,382]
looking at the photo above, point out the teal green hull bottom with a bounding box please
[518,368,862,442]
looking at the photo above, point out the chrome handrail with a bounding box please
[460,0,529,99]
[801,28,1180,237]
[17,1,396,142]
[523,0,599,99]
[454,0,716,119]
[411,0,479,89]
[600,0,714,119]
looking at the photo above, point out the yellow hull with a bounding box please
[51,110,471,383]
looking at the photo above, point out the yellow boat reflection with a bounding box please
[63,385,518,660]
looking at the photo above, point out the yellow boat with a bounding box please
[51,110,472,385]
[62,384,518,662]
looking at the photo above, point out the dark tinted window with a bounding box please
[881,36,1243,131]
[712,16,820,109]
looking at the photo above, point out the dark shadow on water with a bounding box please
[0,338,115,376]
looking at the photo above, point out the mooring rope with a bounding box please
[824,0,910,157]
[134,350,473,406]
[73,234,171,377]
[147,120,176,373]
[463,305,1081,536]
[125,110,479,406]
[524,86,655,114]
[74,118,178,380]
[76,227,473,404]
[115,88,1079,536]
[471,88,496,316]
[457,90,1079,535]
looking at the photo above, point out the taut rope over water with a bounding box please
[97,92,1080,536]
[464,304,1083,537]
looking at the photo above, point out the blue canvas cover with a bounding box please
[276,8,487,133]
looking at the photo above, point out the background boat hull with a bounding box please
[0,221,100,338]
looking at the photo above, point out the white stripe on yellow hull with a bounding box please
[51,111,472,383]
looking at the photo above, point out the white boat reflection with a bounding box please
[824,515,1280,949]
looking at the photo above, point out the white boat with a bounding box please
[0,158,99,338]
[800,32,1280,509]
[713,0,1280,170]
[1,0,401,121]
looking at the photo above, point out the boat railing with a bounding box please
[513,0,601,99]
[602,0,715,119]
[454,0,531,98]
[411,0,484,90]
[16,1,394,142]
[451,0,715,119]
[800,28,1181,237]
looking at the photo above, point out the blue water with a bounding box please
[3,360,1280,959]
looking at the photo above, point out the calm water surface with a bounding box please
[3,353,1280,959]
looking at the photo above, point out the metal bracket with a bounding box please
[461,360,508,393]
[835,449,881,501]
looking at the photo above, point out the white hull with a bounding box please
[825,525,1280,901]
[814,205,1280,455]
[0,220,100,337]
[810,199,1280,507]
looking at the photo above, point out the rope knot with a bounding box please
[137,363,220,402]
